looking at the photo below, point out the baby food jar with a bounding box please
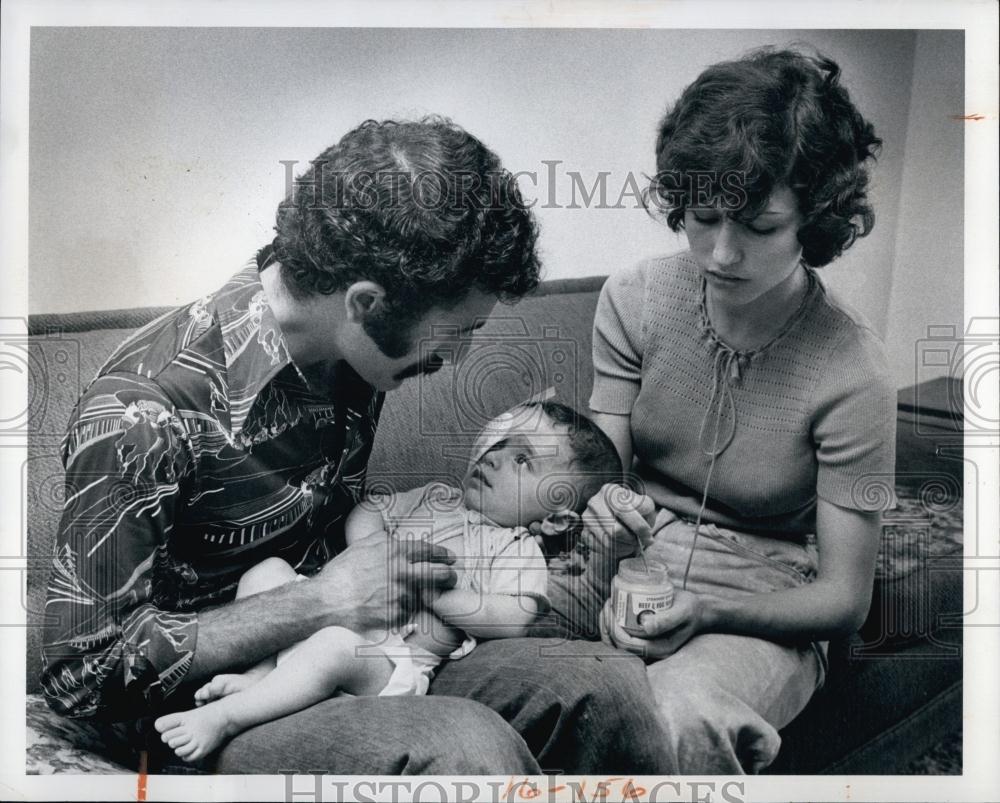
[611,557,674,636]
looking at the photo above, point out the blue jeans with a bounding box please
[52,638,667,774]
[644,512,827,774]
[430,637,670,773]
[207,637,669,774]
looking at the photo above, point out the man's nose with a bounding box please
[711,220,742,267]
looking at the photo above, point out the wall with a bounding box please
[884,30,965,389]
[28,28,962,388]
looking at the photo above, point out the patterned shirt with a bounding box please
[41,251,384,721]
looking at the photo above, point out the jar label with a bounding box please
[614,587,673,635]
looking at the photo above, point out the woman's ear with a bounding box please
[343,281,387,323]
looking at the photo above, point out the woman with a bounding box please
[584,48,897,773]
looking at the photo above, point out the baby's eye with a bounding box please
[514,453,531,466]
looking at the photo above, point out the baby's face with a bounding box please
[462,416,581,527]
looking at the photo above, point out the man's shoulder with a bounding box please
[99,299,220,379]
[89,258,264,402]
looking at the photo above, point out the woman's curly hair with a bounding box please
[274,116,540,344]
[650,47,882,267]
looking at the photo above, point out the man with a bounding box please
[41,118,667,774]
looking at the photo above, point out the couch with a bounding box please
[24,275,963,774]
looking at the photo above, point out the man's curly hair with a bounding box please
[274,117,540,354]
[649,47,882,267]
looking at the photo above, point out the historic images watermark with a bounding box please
[280,159,751,213]
[282,772,747,803]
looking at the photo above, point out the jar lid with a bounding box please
[617,556,670,584]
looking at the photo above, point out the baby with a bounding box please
[154,400,623,762]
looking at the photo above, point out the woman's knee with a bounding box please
[647,659,781,773]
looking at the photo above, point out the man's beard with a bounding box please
[393,352,446,382]
[362,306,415,359]
[361,307,448,383]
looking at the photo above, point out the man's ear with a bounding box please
[343,281,387,323]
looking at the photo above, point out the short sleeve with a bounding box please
[589,267,646,415]
[812,329,898,512]
[376,483,461,537]
[482,530,549,611]
[41,373,198,721]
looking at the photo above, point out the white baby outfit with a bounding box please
[286,482,549,696]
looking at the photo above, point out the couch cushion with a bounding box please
[26,693,136,774]
[768,636,962,774]
[860,489,963,651]
[369,284,602,488]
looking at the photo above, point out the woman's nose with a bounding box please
[711,220,742,266]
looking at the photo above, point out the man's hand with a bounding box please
[600,588,706,661]
[580,483,657,562]
[313,532,457,632]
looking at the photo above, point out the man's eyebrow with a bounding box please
[461,320,488,335]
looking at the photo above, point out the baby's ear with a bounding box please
[538,509,582,537]
[530,509,583,560]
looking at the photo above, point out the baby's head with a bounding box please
[462,400,622,529]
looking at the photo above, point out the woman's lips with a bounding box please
[706,270,745,283]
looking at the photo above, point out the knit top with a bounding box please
[589,252,897,536]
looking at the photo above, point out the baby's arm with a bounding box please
[425,527,548,639]
[344,498,390,545]
[345,493,467,656]
[403,606,469,658]
[428,590,540,639]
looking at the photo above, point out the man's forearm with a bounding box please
[189,532,460,681]
[188,576,350,681]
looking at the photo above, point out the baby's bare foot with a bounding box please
[194,671,261,706]
[154,705,238,762]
